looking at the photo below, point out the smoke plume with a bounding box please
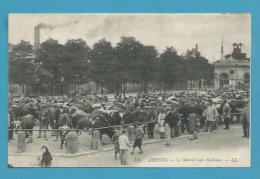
[35,23,54,30]
[35,19,80,30]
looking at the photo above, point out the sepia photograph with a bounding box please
[8,13,251,167]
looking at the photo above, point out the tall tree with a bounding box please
[159,47,180,91]
[36,38,64,95]
[138,45,158,93]
[64,39,91,94]
[9,41,36,95]
[115,36,144,96]
[90,39,115,94]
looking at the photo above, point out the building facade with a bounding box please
[214,43,250,90]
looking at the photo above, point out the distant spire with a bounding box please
[221,37,224,60]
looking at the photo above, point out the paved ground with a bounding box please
[8,124,250,167]
[8,125,164,155]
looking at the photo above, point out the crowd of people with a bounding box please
[8,89,250,166]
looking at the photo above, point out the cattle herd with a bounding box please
[8,89,249,149]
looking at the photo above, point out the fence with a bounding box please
[9,112,243,133]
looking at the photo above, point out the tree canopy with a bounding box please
[9,37,214,96]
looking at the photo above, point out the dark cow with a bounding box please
[13,103,38,121]
[15,114,35,143]
[135,109,148,123]
[230,100,244,123]
[70,108,92,129]
[121,111,136,142]
[92,114,115,140]
[13,104,28,120]
[72,111,93,130]
[217,100,244,124]
[91,109,123,140]
[109,111,123,126]
[122,112,136,124]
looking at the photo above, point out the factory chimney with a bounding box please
[221,37,224,61]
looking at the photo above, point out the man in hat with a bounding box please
[165,106,179,138]
[222,99,231,129]
[179,101,190,133]
[37,104,49,139]
[8,104,15,141]
[59,106,71,128]
[100,102,106,110]
[204,99,218,132]
[241,99,250,138]
[187,102,198,140]
[147,109,157,139]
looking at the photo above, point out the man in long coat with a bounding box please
[223,99,231,129]
[204,99,218,132]
[37,105,49,139]
[242,99,250,138]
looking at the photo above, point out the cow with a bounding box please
[91,109,123,140]
[121,111,136,142]
[92,114,115,140]
[13,103,36,121]
[72,111,93,130]
[122,112,136,124]
[14,114,35,143]
[229,100,244,123]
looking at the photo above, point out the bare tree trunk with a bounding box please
[25,85,28,96]
[144,80,147,94]
[101,83,104,96]
[123,82,126,98]
[27,84,30,96]
[51,83,54,96]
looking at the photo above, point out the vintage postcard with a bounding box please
[8,13,250,167]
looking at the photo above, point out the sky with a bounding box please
[8,13,251,63]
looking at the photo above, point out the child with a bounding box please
[131,123,144,154]
[111,127,121,160]
[59,124,70,149]
[39,145,52,167]
[118,129,130,165]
